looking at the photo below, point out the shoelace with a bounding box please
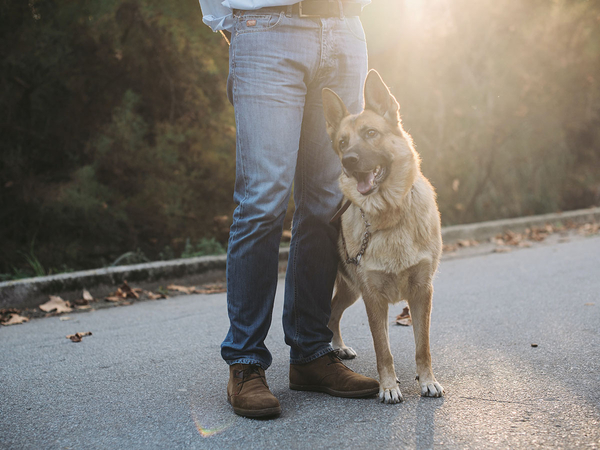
[236,365,265,386]
[326,352,349,368]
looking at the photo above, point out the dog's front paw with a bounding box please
[333,346,357,360]
[379,385,404,404]
[418,377,444,398]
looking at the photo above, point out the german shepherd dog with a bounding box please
[322,70,444,403]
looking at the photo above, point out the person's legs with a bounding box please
[283,15,368,364]
[221,11,321,369]
[222,11,376,413]
[285,17,378,399]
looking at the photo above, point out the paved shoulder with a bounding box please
[1,237,599,449]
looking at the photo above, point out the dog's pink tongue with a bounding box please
[356,171,375,194]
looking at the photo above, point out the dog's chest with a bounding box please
[339,212,424,303]
[339,243,402,304]
[342,261,403,304]
[340,214,419,272]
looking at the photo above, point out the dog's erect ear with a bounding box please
[322,88,349,139]
[364,69,400,125]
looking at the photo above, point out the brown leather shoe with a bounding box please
[227,364,281,418]
[289,352,379,398]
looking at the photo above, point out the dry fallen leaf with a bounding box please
[145,291,168,300]
[66,331,92,342]
[0,308,21,322]
[118,281,140,299]
[490,221,598,253]
[59,316,73,321]
[501,230,523,245]
[72,297,89,306]
[529,226,550,242]
[578,222,600,236]
[195,284,227,294]
[2,314,29,326]
[75,304,92,310]
[443,243,458,253]
[584,302,595,306]
[108,289,126,300]
[166,283,227,295]
[395,306,412,326]
[105,280,140,302]
[167,284,197,294]
[443,239,478,254]
[564,220,577,229]
[40,296,73,313]
[82,289,94,302]
[493,247,512,253]
[396,317,412,326]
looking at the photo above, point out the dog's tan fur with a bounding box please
[322,70,444,403]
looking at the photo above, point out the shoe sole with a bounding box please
[289,383,379,398]
[231,405,281,418]
[227,396,281,418]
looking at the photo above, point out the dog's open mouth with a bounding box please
[353,165,387,196]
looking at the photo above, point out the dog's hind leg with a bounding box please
[406,264,444,397]
[362,296,403,403]
[328,275,360,359]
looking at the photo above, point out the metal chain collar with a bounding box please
[340,208,371,265]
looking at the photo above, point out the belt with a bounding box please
[234,1,362,18]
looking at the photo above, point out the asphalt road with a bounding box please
[1,236,599,449]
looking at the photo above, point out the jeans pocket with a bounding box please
[235,12,284,35]
[344,16,366,42]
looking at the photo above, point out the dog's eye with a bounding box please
[338,139,347,149]
[366,129,378,139]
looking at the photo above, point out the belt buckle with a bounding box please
[298,2,320,18]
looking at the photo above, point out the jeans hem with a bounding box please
[289,345,333,365]
[226,358,270,370]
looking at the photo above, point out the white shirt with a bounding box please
[198,0,370,32]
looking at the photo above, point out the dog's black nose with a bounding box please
[342,153,359,170]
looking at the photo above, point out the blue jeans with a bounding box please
[221,8,368,368]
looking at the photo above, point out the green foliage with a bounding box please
[1,0,599,275]
[0,269,31,283]
[21,249,46,278]
[363,0,600,225]
[0,241,74,281]
[110,248,150,267]
[181,237,226,258]
[1,0,234,274]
